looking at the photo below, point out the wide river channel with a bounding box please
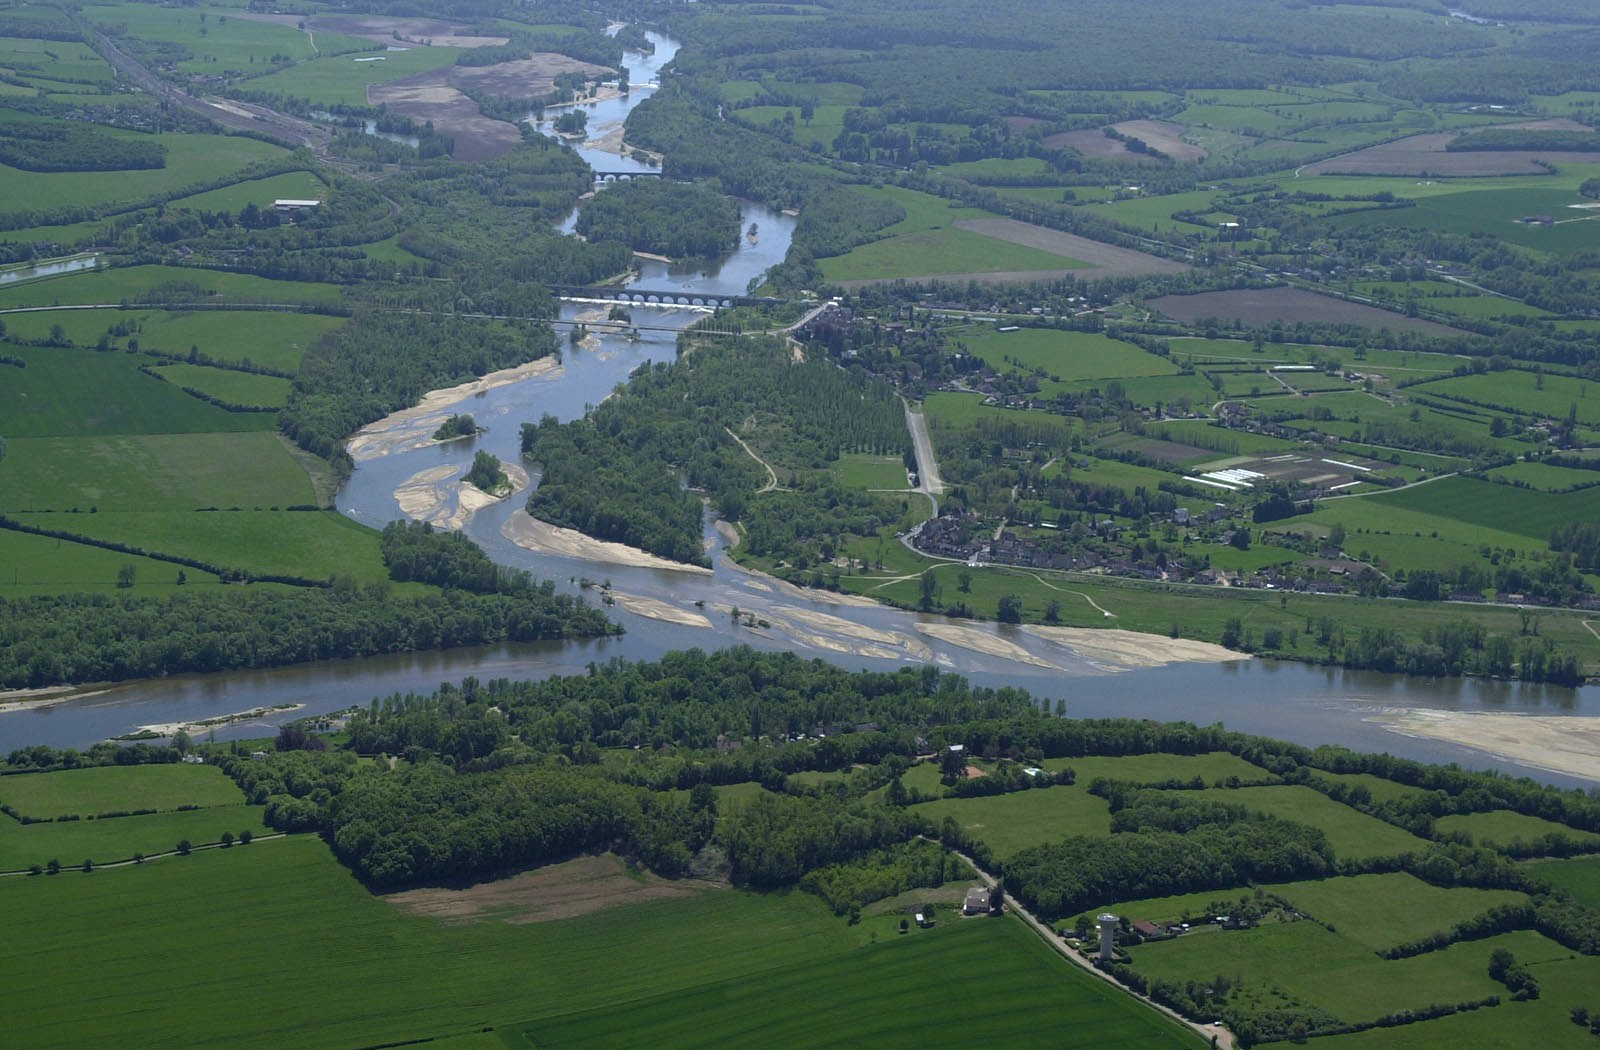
[5,32,1598,787]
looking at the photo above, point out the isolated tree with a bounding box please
[958,570,972,593]
[919,569,938,611]
[239,830,252,845]
[176,840,191,856]
[116,564,136,589]
[220,831,234,848]
[45,858,60,875]
[997,593,1023,623]
[988,883,1004,913]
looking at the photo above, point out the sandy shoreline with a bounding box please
[502,511,713,574]
[1370,710,1600,783]
[345,357,564,462]
[0,685,109,715]
[134,704,305,739]
[1023,625,1245,672]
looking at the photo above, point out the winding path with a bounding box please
[725,426,781,493]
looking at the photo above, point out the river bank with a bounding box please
[502,510,713,574]
[345,356,564,461]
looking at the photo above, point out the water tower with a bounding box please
[1097,913,1119,962]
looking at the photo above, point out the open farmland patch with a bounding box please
[0,309,344,373]
[1038,752,1270,785]
[150,364,290,409]
[0,432,314,511]
[952,218,1189,277]
[959,327,1178,387]
[0,265,341,308]
[515,916,1201,1050]
[0,806,269,871]
[1116,120,1206,162]
[1527,855,1600,909]
[1372,475,1600,541]
[822,227,1092,284]
[386,853,721,924]
[1183,785,1429,861]
[1147,287,1465,338]
[1433,811,1600,853]
[0,763,244,819]
[0,528,225,594]
[913,786,1113,858]
[239,44,464,109]
[1273,872,1530,952]
[1303,127,1600,177]
[1045,128,1165,163]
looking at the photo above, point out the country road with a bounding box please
[903,398,945,511]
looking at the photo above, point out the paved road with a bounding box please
[903,398,945,506]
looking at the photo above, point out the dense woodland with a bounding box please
[574,178,742,258]
[521,336,909,565]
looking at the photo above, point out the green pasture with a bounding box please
[1037,752,1269,786]
[1527,855,1600,909]
[736,104,846,149]
[1326,187,1600,255]
[169,170,327,212]
[819,227,1088,282]
[0,836,1200,1050]
[87,3,318,73]
[1088,886,1262,927]
[921,391,1066,430]
[935,157,1056,182]
[0,345,276,437]
[151,363,290,408]
[912,785,1113,858]
[1483,460,1600,492]
[1434,811,1600,852]
[1196,540,1303,573]
[0,763,245,818]
[0,264,342,308]
[0,132,286,217]
[1273,872,1529,953]
[0,37,114,84]
[1077,373,1218,411]
[0,307,342,372]
[0,528,223,595]
[0,217,115,246]
[0,806,268,871]
[1417,369,1600,426]
[1184,785,1430,861]
[956,328,1179,385]
[359,234,428,266]
[1372,475,1600,542]
[241,45,463,107]
[1305,507,1540,577]
[1051,456,1183,495]
[1152,420,1304,457]
[1303,933,1596,1050]
[832,453,908,489]
[516,915,1203,1050]
[1306,770,1431,806]
[13,511,390,583]
[1131,923,1525,1027]
[0,432,314,511]
[1415,294,1552,321]
[1090,190,1229,234]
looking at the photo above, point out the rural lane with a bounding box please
[903,398,945,504]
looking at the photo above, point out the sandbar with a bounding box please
[610,591,712,628]
[134,703,304,739]
[345,357,563,461]
[1023,625,1245,672]
[915,622,1059,669]
[1370,710,1600,783]
[0,685,108,714]
[502,511,712,574]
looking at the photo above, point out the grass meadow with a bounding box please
[1272,872,1530,952]
[0,265,342,308]
[1527,855,1600,909]
[0,834,1203,1050]
[831,453,909,489]
[0,133,287,216]
[11,511,393,585]
[0,528,224,595]
[151,363,291,408]
[1433,810,1600,852]
[0,806,269,870]
[0,432,314,511]
[1183,786,1429,861]
[0,763,245,817]
[169,170,328,212]
[514,914,1204,1050]
[0,346,275,437]
[913,785,1114,858]
[1038,752,1269,785]
[819,226,1089,282]
[1372,475,1600,542]
[0,308,343,372]
[241,44,464,107]
[957,327,1179,387]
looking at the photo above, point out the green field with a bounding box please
[1327,187,1600,256]
[241,44,464,107]
[0,308,343,372]
[1434,811,1600,852]
[516,913,1202,1050]
[1273,872,1529,952]
[1371,475,1600,542]
[913,785,1113,858]
[0,133,287,216]
[0,836,1201,1050]
[0,345,276,437]
[168,171,328,213]
[1483,460,1600,492]
[831,453,909,489]
[0,806,269,871]
[1038,752,1269,786]
[1185,785,1429,861]
[0,528,224,594]
[151,363,291,408]
[956,327,1180,387]
[1308,771,1431,806]
[0,763,245,818]
[1527,855,1600,909]
[0,264,342,309]
[819,226,1089,282]
[10,511,389,583]
[0,433,314,511]
[1417,369,1600,427]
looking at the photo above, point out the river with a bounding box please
[4,32,1599,788]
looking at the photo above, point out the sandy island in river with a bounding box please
[1370,710,1600,783]
[503,511,713,574]
[0,685,108,715]
[915,622,1060,670]
[731,604,932,663]
[1024,625,1245,671]
[609,591,712,628]
[345,357,564,462]
[395,462,530,530]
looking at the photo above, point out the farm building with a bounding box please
[964,887,990,915]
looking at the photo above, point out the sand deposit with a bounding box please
[502,511,713,574]
[1370,710,1600,783]
[1023,625,1245,671]
[345,357,563,462]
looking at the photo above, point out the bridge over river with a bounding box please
[549,284,787,309]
